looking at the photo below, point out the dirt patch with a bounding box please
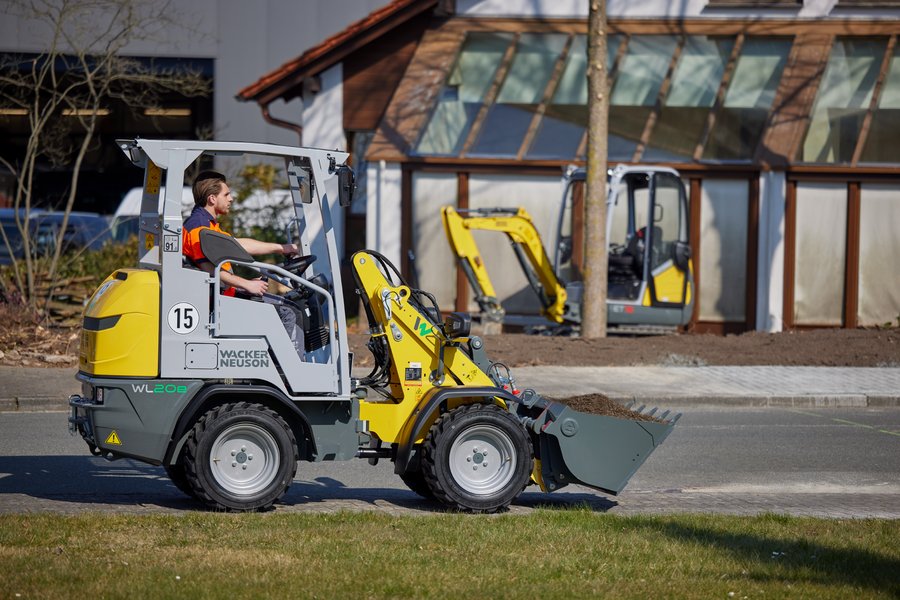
[0,302,80,368]
[477,328,900,368]
[553,393,668,423]
[350,328,900,369]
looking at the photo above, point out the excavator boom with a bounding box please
[441,206,568,323]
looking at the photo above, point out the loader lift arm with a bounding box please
[441,207,568,324]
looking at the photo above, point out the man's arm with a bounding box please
[236,239,299,258]
[198,262,268,296]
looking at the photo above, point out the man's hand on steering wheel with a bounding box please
[281,243,300,257]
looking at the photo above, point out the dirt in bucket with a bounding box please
[552,393,669,423]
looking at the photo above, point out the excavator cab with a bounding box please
[555,165,693,330]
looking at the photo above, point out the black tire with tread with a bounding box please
[421,402,532,513]
[164,462,199,500]
[184,402,298,512]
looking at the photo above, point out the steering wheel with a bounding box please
[281,253,317,276]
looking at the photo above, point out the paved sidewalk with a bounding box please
[2,365,899,411]
[2,489,898,519]
[515,366,900,408]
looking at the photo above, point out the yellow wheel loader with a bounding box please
[68,139,680,513]
[442,165,694,334]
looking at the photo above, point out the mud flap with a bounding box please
[533,403,679,496]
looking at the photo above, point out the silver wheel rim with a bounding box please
[209,423,281,496]
[448,424,517,496]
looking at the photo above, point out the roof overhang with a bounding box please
[237,0,439,106]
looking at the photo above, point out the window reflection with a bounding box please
[642,36,734,162]
[470,33,568,157]
[528,34,625,160]
[703,38,792,162]
[415,32,513,156]
[608,35,679,161]
[799,38,887,164]
[860,45,900,163]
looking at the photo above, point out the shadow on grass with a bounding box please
[629,516,900,597]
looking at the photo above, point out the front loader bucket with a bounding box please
[533,402,680,496]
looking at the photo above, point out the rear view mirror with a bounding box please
[337,165,356,208]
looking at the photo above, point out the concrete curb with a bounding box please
[0,396,73,412]
[597,394,900,408]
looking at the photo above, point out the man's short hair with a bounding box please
[192,171,227,207]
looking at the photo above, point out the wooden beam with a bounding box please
[401,167,413,282]
[844,181,861,328]
[459,33,520,157]
[456,172,470,313]
[632,35,685,162]
[755,34,834,168]
[517,34,574,160]
[693,34,745,161]
[688,178,702,330]
[746,174,759,332]
[782,180,797,330]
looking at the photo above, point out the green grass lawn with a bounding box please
[1,510,897,599]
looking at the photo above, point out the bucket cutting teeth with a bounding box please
[624,401,635,410]
[647,407,658,417]
[659,410,670,421]
[635,404,647,414]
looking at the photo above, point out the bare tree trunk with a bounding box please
[582,1,609,339]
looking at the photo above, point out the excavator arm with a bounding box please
[441,206,568,323]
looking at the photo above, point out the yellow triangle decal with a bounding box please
[105,431,122,445]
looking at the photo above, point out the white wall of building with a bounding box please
[756,171,786,333]
[366,161,403,267]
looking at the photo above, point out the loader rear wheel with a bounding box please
[422,402,532,513]
[184,402,298,512]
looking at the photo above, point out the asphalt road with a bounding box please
[1,406,898,511]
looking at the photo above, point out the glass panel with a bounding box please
[699,179,747,322]
[608,35,679,161]
[860,46,900,163]
[799,38,887,164]
[793,182,847,325]
[857,185,900,326]
[649,174,687,272]
[554,180,577,285]
[415,32,513,156]
[527,34,625,159]
[470,33,568,157]
[703,38,792,161]
[643,36,735,162]
[412,173,458,308]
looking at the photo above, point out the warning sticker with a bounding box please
[146,160,160,194]
[105,431,122,445]
[145,234,154,250]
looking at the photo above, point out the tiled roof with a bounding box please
[237,0,437,103]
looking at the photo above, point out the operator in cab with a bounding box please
[183,170,306,360]
[183,170,298,295]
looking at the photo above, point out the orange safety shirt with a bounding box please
[183,205,236,296]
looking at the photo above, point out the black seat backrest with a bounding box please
[198,228,253,265]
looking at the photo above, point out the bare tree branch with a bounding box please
[0,0,212,308]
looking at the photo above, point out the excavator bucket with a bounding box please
[527,400,681,496]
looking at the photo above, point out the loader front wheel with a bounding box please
[422,402,532,513]
[184,402,298,511]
